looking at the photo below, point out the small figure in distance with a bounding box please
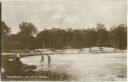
[15,53,22,65]
[16,53,20,61]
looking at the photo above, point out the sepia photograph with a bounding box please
[1,0,127,81]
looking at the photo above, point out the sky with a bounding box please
[2,0,127,34]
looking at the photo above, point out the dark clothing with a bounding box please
[42,55,44,59]
[48,55,51,65]
[48,56,51,61]
[40,55,44,63]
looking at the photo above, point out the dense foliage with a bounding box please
[2,21,127,52]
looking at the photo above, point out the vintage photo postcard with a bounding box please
[1,0,127,82]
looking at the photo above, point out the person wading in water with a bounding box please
[40,52,44,63]
[40,43,45,63]
[47,54,51,65]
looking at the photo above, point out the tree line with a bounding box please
[2,21,127,52]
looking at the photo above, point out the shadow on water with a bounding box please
[1,55,78,81]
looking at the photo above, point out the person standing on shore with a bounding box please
[16,53,20,61]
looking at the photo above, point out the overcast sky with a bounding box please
[2,0,127,34]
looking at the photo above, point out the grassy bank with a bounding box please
[1,55,77,81]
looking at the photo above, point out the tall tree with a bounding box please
[96,23,109,50]
[84,28,97,50]
[110,24,127,50]
[72,29,84,48]
[2,21,10,39]
[17,22,37,50]
[66,28,73,48]
[1,21,11,51]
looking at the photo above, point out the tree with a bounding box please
[117,24,127,49]
[17,22,38,50]
[51,28,66,49]
[84,28,97,50]
[110,24,127,50]
[96,23,109,50]
[72,29,84,49]
[36,28,67,49]
[1,21,11,51]
[2,21,10,37]
[7,34,24,50]
[66,28,73,48]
